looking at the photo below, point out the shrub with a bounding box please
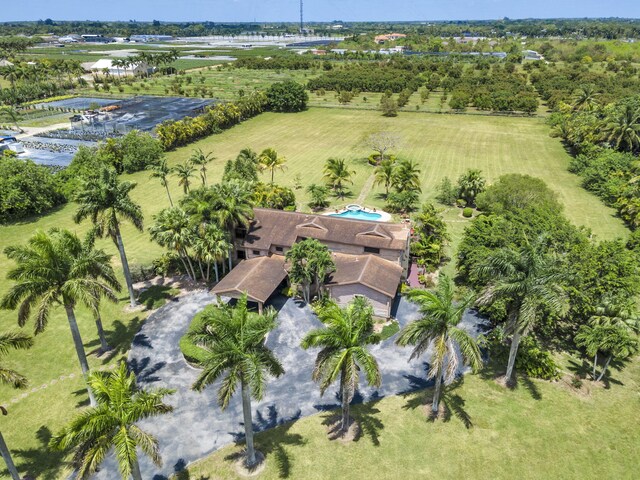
[479,327,560,380]
[179,308,209,365]
[266,80,308,112]
[463,207,473,218]
[456,198,467,208]
[436,177,457,205]
[0,156,66,223]
[252,182,296,210]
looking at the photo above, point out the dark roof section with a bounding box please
[327,253,403,298]
[243,208,409,252]
[211,256,286,304]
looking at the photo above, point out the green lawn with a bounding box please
[182,360,640,480]
[0,107,630,479]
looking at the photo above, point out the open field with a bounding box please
[0,107,629,478]
[183,360,640,480]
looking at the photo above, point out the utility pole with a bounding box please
[299,0,304,34]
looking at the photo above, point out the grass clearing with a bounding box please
[182,361,640,480]
[0,107,630,479]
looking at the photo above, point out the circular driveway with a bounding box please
[95,292,487,479]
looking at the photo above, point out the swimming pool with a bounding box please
[330,209,382,221]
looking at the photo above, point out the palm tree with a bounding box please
[306,183,330,210]
[258,147,287,183]
[602,103,640,152]
[575,323,638,382]
[0,331,33,480]
[49,362,174,480]
[391,159,422,193]
[74,167,142,308]
[173,161,196,195]
[188,295,283,467]
[474,236,568,384]
[323,158,355,198]
[1,229,121,406]
[149,206,198,281]
[301,297,381,435]
[150,159,174,206]
[589,301,639,334]
[456,169,486,207]
[0,106,24,133]
[396,276,482,414]
[374,158,396,196]
[209,181,255,271]
[190,148,215,186]
[572,84,600,112]
[193,224,230,282]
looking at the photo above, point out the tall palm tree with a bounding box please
[323,158,355,198]
[396,276,482,414]
[602,103,640,152]
[391,159,422,193]
[0,331,33,480]
[190,148,215,186]
[49,362,174,480]
[373,158,396,196]
[258,147,287,183]
[74,167,143,308]
[173,161,196,194]
[589,301,639,334]
[301,297,381,435]
[188,295,283,467]
[474,236,568,384]
[149,206,198,281]
[209,181,255,271]
[1,229,121,406]
[150,159,174,206]
[193,224,230,282]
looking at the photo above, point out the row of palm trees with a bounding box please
[0,59,84,89]
[109,49,181,78]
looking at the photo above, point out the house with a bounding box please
[212,208,411,317]
[90,59,151,76]
[374,33,407,44]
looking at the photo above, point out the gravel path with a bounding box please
[93,292,488,479]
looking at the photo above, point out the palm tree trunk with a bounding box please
[177,252,192,280]
[214,262,220,282]
[271,169,274,183]
[198,260,205,281]
[184,253,197,281]
[505,331,521,383]
[94,310,110,353]
[340,376,350,435]
[596,355,613,382]
[0,431,20,480]
[432,367,443,413]
[241,381,257,467]
[130,456,143,480]
[64,305,97,407]
[165,184,174,206]
[228,247,233,271]
[114,225,137,307]
[206,261,210,282]
[592,352,598,380]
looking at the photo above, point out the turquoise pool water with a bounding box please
[330,209,382,221]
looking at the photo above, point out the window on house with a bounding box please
[275,246,284,253]
[253,250,260,255]
[364,246,380,254]
[237,250,246,260]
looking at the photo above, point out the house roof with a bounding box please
[211,255,286,304]
[327,253,403,298]
[242,208,409,252]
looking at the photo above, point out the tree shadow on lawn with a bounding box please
[567,356,626,389]
[84,316,146,365]
[137,285,180,311]
[401,377,474,429]
[12,425,69,480]
[225,405,306,479]
[478,361,543,400]
[160,458,211,480]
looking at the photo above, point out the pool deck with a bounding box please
[322,205,392,222]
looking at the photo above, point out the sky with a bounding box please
[2,0,640,23]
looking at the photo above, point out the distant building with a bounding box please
[90,59,151,76]
[0,59,14,67]
[129,34,173,43]
[374,33,407,44]
[81,34,115,44]
[524,50,544,60]
[58,35,82,43]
